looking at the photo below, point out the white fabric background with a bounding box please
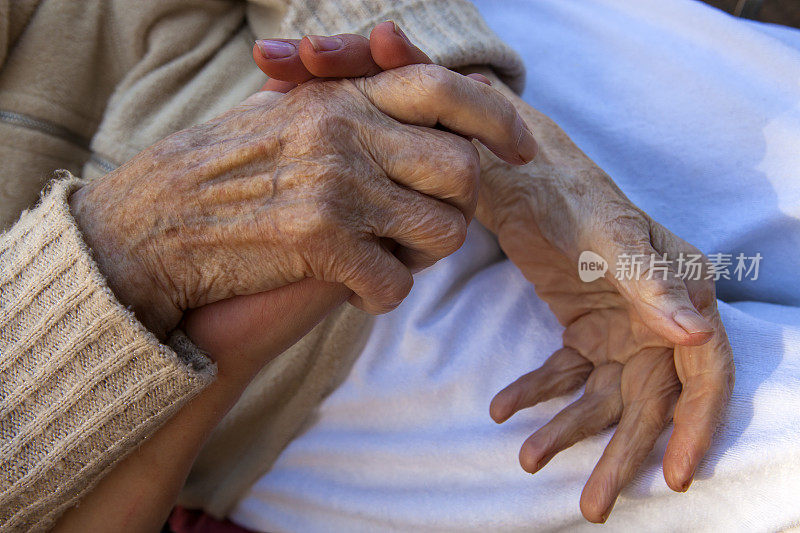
[230,0,800,531]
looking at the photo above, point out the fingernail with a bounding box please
[599,502,616,523]
[306,35,343,52]
[255,39,295,59]
[673,310,714,335]
[467,73,493,86]
[516,117,538,163]
[391,20,411,42]
[680,475,694,492]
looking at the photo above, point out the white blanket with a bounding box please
[230,0,800,531]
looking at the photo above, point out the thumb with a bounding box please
[592,223,714,346]
[369,21,433,69]
[368,23,490,85]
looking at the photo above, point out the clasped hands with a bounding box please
[70,21,734,524]
[246,21,735,523]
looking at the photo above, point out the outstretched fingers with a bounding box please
[580,349,680,523]
[490,347,593,423]
[664,324,734,492]
[652,225,735,492]
[518,363,623,474]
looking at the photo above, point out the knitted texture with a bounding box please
[0,175,216,532]
[0,0,526,527]
[180,0,526,516]
[177,0,526,516]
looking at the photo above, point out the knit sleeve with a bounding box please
[274,0,527,94]
[0,174,216,532]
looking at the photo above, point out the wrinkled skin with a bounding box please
[70,63,535,338]
[480,143,735,520]
[252,21,735,523]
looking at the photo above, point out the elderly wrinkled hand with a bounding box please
[256,22,735,524]
[69,63,536,340]
[481,162,734,520]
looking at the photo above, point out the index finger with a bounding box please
[357,64,538,165]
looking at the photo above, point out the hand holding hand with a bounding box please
[254,23,734,523]
[70,61,535,340]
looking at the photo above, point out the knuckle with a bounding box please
[638,275,689,309]
[286,200,339,244]
[344,246,412,313]
[301,111,354,142]
[592,200,648,242]
[607,214,650,249]
[416,63,457,99]
[441,212,468,255]
[313,196,345,230]
[409,202,469,259]
[450,139,481,173]
[448,142,481,198]
[312,170,347,202]
[404,200,467,258]
[284,86,359,144]
[497,98,520,131]
[692,277,718,309]
[640,398,675,430]
[372,269,413,313]
[288,78,333,103]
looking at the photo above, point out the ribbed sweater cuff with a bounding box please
[276,0,526,93]
[0,174,216,532]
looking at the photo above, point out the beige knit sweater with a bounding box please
[0,1,524,531]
